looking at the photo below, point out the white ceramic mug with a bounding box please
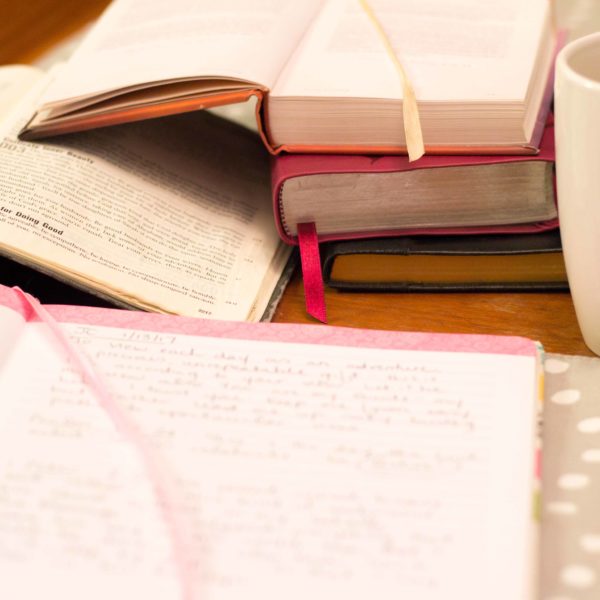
[555,32,600,355]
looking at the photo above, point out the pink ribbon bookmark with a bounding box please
[13,287,196,600]
[297,222,327,323]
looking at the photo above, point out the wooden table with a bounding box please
[1,0,592,357]
[275,272,589,355]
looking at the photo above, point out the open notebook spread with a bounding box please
[0,284,541,600]
[19,0,555,155]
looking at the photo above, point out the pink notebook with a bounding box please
[0,284,541,600]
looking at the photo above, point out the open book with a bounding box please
[19,0,556,154]
[0,283,542,599]
[0,65,290,322]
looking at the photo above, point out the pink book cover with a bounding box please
[1,285,538,357]
[0,283,542,599]
[271,120,557,246]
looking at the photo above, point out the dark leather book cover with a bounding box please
[322,230,569,292]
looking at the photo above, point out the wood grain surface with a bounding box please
[1,0,593,357]
[0,0,110,64]
[273,271,591,356]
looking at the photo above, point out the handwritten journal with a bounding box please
[0,284,541,599]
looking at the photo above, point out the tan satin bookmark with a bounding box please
[359,0,425,161]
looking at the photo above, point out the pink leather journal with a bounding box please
[271,120,557,246]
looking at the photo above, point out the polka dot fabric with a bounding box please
[543,354,600,599]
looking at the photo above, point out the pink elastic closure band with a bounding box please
[13,288,196,600]
[297,223,327,323]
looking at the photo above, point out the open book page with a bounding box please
[0,65,43,117]
[0,305,25,367]
[39,0,324,107]
[271,0,550,102]
[0,296,539,599]
[0,73,286,321]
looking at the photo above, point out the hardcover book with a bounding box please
[272,120,557,244]
[321,230,568,292]
[19,0,555,155]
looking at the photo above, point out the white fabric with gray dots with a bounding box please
[543,354,600,598]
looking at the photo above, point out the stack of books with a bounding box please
[7,0,562,321]
[263,0,564,318]
[272,120,563,303]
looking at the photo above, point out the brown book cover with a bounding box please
[321,230,568,292]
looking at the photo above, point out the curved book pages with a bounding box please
[0,66,290,322]
[19,0,555,155]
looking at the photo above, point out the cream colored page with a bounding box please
[41,0,324,105]
[0,305,25,368]
[272,0,550,101]
[0,83,282,321]
[0,319,537,599]
[0,66,43,117]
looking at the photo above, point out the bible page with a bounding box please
[0,65,43,118]
[0,309,539,600]
[39,0,324,107]
[0,304,25,368]
[0,77,285,321]
[271,0,550,102]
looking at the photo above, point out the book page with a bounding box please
[0,314,538,599]
[40,0,324,106]
[0,65,43,118]
[272,0,550,101]
[0,305,25,367]
[0,78,284,321]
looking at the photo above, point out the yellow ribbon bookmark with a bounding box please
[359,0,425,161]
